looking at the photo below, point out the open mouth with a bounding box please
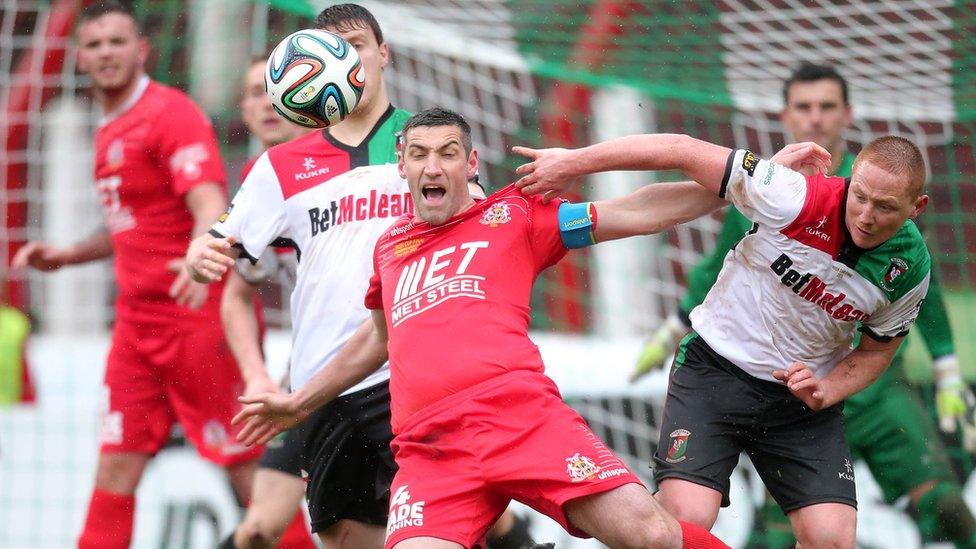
[421,184,447,203]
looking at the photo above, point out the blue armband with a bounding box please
[558,201,597,249]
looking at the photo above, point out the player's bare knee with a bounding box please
[639,516,683,549]
[656,495,717,529]
[93,452,149,493]
[794,521,855,549]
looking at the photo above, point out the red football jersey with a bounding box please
[93,77,226,319]
[365,184,568,432]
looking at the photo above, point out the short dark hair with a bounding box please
[783,63,848,106]
[315,3,383,45]
[401,107,473,154]
[78,1,140,33]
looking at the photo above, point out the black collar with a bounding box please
[837,178,868,268]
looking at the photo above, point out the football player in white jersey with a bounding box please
[514,134,931,548]
[219,57,312,549]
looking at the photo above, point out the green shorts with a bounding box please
[844,366,955,503]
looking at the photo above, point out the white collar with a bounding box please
[98,74,151,126]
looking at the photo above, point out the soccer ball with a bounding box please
[265,29,365,128]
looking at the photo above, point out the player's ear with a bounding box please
[379,42,390,70]
[137,37,150,66]
[911,194,929,218]
[397,151,406,179]
[467,149,479,179]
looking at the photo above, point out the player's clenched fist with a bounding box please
[185,233,238,283]
[773,361,830,411]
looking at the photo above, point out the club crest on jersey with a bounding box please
[565,453,600,482]
[107,138,125,170]
[741,150,759,176]
[880,257,909,292]
[202,419,228,449]
[480,201,511,226]
[666,429,691,463]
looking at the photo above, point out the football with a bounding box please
[265,29,365,128]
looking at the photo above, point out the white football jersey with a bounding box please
[691,149,930,382]
[213,110,412,393]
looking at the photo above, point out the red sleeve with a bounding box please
[155,93,227,196]
[364,245,384,310]
[529,195,568,270]
[239,157,259,185]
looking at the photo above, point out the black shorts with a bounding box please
[653,333,857,513]
[300,380,395,533]
[258,424,303,477]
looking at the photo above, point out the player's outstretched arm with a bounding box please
[221,271,278,397]
[513,136,830,200]
[591,182,726,242]
[585,142,832,243]
[513,134,731,198]
[233,309,390,446]
[12,228,113,272]
[773,335,902,410]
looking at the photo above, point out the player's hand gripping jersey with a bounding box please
[365,184,574,433]
[691,150,931,381]
[212,107,411,392]
[94,76,226,318]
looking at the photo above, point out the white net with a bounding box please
[2,1,975,547]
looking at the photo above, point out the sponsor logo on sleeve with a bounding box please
[880,257,909,292]
[666,429,691,463]
[741,150,759,177]
[169,142,209,180]
[217,203,234,224]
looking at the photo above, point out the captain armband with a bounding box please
[558,201,598,249]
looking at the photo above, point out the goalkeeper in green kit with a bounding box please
[633,63,976,548]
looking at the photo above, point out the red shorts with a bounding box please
[100,317,262,466]
[385,371,643,548]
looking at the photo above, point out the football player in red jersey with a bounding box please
[13,3,260,547]
[222,108,765,549]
